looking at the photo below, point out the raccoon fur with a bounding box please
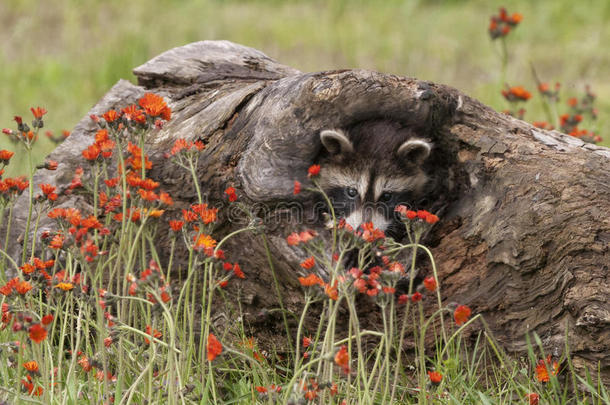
[316,120,432,240]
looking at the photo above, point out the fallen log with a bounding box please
[6,40,609,382]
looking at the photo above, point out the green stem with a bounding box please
[261,233,293,349]
[29,205,42,261]
[21,147,34,264]
[293,297,312,375]
[1,203,14,273]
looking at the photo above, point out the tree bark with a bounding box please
[6,40,609,382]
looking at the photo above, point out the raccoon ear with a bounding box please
[397,139,432,164]
[320,129,354,156]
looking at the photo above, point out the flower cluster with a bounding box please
[488,7,522,40]
[558,87,602,143]
[535,355,559,383]
[502,85,532,102]
[537,82,561,103]
[3,107,47,147]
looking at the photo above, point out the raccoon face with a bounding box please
[316,122,431,238]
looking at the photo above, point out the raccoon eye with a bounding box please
[379,192,393,202]
[346,187,359,199]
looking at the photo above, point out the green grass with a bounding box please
[1,0,609,177]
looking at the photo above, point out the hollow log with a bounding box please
[5,40,609,382]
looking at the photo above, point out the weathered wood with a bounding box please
[5,40,609,382]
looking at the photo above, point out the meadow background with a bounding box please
[1,0,609,176]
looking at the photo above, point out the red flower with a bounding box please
[40,183,58,201]
[300,257,315,270]
[334,345,350,374]
[144,325,163,345]
[30,107,47,119]
[411,292,422,302]
[21,263,36,275]
[535,355,559,382]
[0,149,14,163]
[23,361,39,373]
[29,323,48,343]
[169,220,184,231]
[207,333,222,361]
[307,164,321,178]
[423,276,437,292]
[425,213,439,224]
[454,305,472,325]
[224,187,238,202]
[298,273,324,287]
[233,263,245,279]
[16,281,32,295]
[102,109,120,122]
[302,336,312,348]
[286,232,301,246]
[49,234,64,249]
[299,230,316,243]
[293,180,301,195]
[194,234,217,250]
[502,86,532,102]
[398,294,408,305]
[526,393,540,405]
[82,144,100,161]
[325,282,338,301]
[428,370,443,385]
[138,93,171,120]
[360,222,385,243]
[21,375,43,396]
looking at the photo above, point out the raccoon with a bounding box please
[316,120,432,239]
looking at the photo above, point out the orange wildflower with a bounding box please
[102,109,119,122]
[207,333,222,361]
[41,314,54,326]
[307,164,321,177]
[23,361,39,373]
[502,86,532,102]
[78,355,92,372]
[423,276,437,292]
[286,232,301,246]
[144,325,163,344]
[49,234,64,249]
[30,107,47,119]
[428,370,443,385]
[325,282,338,301]
[300,256,315,270]
[535,355,559,382]
[298,273,324,287]
[16,281,33,295]
[334,345,350,374]
[20,263,36,275]
[195,234,217,249]
[232,263,245,279]
[169,220,184,231]
[454,305,472,325]
[526,393,540,405]
[29,324,47,343]
[23,360,38,373]
[56,282,74,291]
[138,93,171,120]
[159,192,173,205]
[0,149,14,162]
[224,187,237,202]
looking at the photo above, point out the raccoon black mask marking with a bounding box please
[316,121,431,239]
